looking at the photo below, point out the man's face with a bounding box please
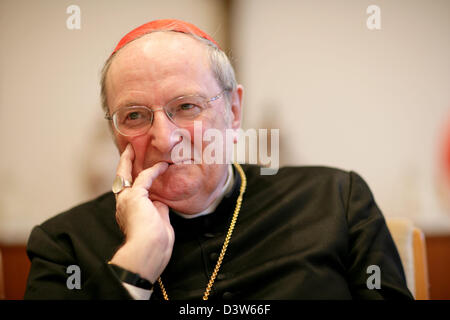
[105,32,242,214]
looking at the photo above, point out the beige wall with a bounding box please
[1,0,449,244]
[231,0,450,233]
[0,0,227,244]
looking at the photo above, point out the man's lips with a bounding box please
[144,159,194,172]
[165,159,194,165]
[145,160,192,172]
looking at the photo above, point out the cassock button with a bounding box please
[203,232,216,238]
[222,292,234,299]
[217,273,227,280]
[203,232,222,239]
[209,252,219,261]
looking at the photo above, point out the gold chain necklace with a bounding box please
[157,162,247,300]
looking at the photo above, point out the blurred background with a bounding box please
[0,0,449,299]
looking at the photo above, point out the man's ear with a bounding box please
[229,84,244,130]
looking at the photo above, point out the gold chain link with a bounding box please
[158,162,247,300]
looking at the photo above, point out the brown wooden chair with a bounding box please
[0,248,5,299]
[387,218,430,299]
[412,227,430,299]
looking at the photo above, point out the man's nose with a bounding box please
[147,109,180,154]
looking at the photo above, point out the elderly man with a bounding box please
[24,19,413,300]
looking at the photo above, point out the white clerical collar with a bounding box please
[174,164,234,219]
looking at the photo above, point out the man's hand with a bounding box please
[109,144,174,283]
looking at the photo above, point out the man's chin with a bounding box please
[148,193,197,214]
[149,166,199,203]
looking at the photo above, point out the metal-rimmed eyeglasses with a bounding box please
[105,90,228,137]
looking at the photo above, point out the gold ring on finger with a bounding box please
[112,175,132,195]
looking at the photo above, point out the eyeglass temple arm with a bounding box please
[209,89,230,102]
[104,112,112,120]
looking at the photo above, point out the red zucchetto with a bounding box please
[111,19,220,55]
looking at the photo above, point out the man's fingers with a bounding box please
[116,144,135,183]
[133,162,169,190]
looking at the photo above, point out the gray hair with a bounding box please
[100,29,238,119]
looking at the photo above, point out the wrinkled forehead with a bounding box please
[115,31,210,66]
[107,32,213,83]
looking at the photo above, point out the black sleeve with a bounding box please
[345,171,414,300]
[24,225,132,300]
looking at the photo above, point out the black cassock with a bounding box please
[24,165,413,300]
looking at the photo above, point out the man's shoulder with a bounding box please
[26,192,123,284]
[38,191,116,235]
[242,164,351,183]
[240,164,358,203]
